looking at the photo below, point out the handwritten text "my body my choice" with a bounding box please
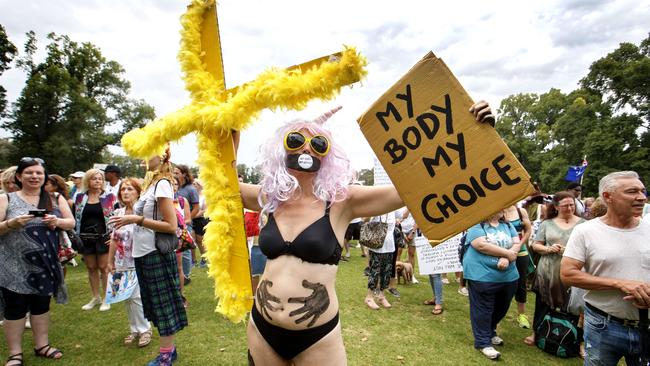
[375,84,521,224]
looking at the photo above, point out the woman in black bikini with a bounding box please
[239,102,494,365]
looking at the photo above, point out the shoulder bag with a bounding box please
[359,216,388,250]
[152,179,178,254]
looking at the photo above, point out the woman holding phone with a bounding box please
[0,157,75,365]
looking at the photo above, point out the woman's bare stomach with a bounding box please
[254,255,339,331]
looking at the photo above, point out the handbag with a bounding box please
[176,226,196,252]
[359,216,388,250]
[152,179,178,254]
[66,230,84,252]
[535,309,581,358]
[58,231,78,263]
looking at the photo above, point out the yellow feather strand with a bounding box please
[121,47,367,159]
[120,0,368,322]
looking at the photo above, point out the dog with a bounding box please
[395,261,414,285]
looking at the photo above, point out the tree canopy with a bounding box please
[1,31,155,175]
[497,33,650,196]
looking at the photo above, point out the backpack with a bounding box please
[535,309,581,358]
[457,223,487,264]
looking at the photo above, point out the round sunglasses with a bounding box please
[283,131,330,156]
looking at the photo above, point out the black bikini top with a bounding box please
[258,202,342,265]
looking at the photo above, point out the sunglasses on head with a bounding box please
[20,157,45,165]
[283,131,330,156]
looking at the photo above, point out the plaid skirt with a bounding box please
[134,251,187,336]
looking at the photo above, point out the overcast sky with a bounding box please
[1,0,649,171]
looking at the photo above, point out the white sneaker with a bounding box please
[441,277,450,284]
[99,301,111,312]
[491,336,504,346]
[70,258,78,267]
[458,287,469,296]
[82,297,102,310]
[480,347,501,360]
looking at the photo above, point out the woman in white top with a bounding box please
[109,149,185,366]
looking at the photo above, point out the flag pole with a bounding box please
[580,155,587,185]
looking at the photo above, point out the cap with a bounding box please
[70,171,85,178]
[104,165,121,174]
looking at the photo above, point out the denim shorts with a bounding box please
[250,245,267,276]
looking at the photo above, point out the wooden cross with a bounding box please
[121,0,366,322]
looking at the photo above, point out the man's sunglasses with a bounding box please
[283,131,330,156]
[20,157,45,164]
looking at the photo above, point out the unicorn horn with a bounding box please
[313,106,343,125]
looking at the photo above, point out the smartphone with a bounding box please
[28,209,48,217]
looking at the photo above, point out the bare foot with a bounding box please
[364,297,379,310]
[523,335,535,346]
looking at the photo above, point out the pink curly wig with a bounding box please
[258,109,355,215]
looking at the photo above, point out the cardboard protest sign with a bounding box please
[415,235,463,275]
[358,52,535,243]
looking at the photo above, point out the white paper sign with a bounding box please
[373,157,393,186]
[415,234,463,275]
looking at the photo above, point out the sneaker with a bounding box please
[518,314,531,329]
[82,297,102,310]
[491,336,504,346]
[99,301,111,312]
[199,259,207,268]
[457,287,469,296]
[388,288,401,298]
[480,346,501,360]
[146,351,173,366]
[441,277,450,284]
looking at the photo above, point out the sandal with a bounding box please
[423,298,436,305]
[5,353,23,366]
[123,332,138,345]
[377,296,392,308]
[364,297,380,310]
[34,344,63,359]
[138,330,152,347]
[432,306,444,315]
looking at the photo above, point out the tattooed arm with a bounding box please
[288,279,330,327]
[256,280,283,319]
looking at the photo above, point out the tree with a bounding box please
[100,150,146,178]
[357,168,373,186]
[0,137,17,168]
[237,163,262,184]
[0,24,17,117]
[581,33,650,126]
[2,32,155,176]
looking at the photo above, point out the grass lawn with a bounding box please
[1,245,583,365]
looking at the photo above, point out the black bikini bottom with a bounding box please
[251,302,339,360]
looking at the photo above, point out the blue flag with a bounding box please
[564,164,587,182]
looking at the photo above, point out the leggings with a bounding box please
[368,252,393,291]
[515,254,529,303]
[1,288,50,320]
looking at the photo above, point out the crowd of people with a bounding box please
[1,99,649,365]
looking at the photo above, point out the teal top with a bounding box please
[462,222,519,283]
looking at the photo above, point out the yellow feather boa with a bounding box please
[121,0,367,322]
